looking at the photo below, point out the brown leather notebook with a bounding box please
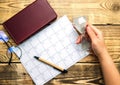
[3,0,57,45]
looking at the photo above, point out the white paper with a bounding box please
[14,15,90,85]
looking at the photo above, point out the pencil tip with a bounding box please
[34,56,39,59]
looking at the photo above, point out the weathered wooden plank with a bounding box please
[0,0,34,24]
[0,63,34,85]
[0,63,119,85]
[0,0,120,24]
[48,0,120,24]
[46,62,120,85]
[0,25,120,63]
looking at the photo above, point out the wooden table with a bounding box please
[0,0,120,85]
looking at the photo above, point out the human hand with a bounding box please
[76,24,108,59]
[76,25,120,85]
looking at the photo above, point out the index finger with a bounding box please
[86,25,97,41]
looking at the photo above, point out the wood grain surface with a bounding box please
[0,0,120,85]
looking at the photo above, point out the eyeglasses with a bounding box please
[0,37,22,65]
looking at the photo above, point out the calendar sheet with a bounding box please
[14,16,90,85]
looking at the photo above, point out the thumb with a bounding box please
[86,26,97,41]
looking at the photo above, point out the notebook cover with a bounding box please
[3,0,57,45]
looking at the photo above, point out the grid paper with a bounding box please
[14,16,90,85]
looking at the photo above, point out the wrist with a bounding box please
[98,50,110,62]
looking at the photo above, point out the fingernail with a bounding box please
[87,26,91,30]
